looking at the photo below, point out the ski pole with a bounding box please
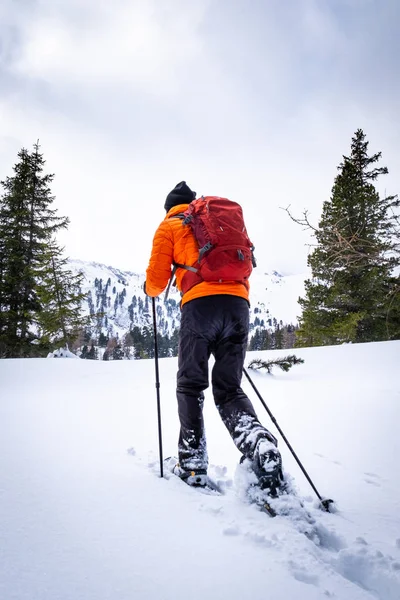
[243,367,333,512]
[152,297,164,478]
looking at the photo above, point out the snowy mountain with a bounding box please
[1,341,400,599]
[69,258,308,341]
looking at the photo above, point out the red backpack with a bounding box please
[168,196,256,296]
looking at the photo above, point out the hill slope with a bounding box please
[69,258,307,341]
[1,341,400,599]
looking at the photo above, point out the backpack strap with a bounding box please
[164,264,178,303]
[164,262,199,302]
[164,213,200,301]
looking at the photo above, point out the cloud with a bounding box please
[0,0,399,276]
[11,1,207,96]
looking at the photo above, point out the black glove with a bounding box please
[143,281,147,295]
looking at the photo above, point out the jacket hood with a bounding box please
[165,203,190,219]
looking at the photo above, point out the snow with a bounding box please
[68,258,309,342]
[1,341,400,599]
[249,268,308,324]
[47,347,79,359]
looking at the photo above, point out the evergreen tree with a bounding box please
[128,303,134,322]
[35,243,88,352]
[273,324,284,349]
[105,337,118,359]
[282,324,298,349]
[86,344,98,360]
[170,328,179,356]
[248,328,262,351]
[122,331,134,359]
[296,130,399,346]
[98,332,109,347]
[248,327,272,351]
[142,326,154,357]
[0,143,78,357]
[0,203,9,356]
[112,344,124,360]
[130,327,143,359]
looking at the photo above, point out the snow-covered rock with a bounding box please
[47,347,80,359]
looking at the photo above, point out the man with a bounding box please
[145,181,283,494]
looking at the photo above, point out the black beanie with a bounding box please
[164,181,196,212]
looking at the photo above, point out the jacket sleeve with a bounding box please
[145,220,174,297]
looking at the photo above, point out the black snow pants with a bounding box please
[177,294,277,472]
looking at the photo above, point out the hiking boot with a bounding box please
[251,438,284,496]
[172,463,208,487]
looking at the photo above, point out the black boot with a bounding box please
[250,439,284,497]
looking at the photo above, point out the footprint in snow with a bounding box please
[314,453,342,466]
[364,471,381,479]
[245,531,274,547]
[331,539,400,599]
[364,478,381,487]
[223,525,241,536]
[363,472,387,486]
[287,560,319,586]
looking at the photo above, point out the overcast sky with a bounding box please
[0,0,399,275]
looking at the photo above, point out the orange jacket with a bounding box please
[145,204,250,306]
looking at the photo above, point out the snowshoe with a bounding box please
[239,438,285,504]
[164,457,223,495]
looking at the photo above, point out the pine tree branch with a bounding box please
[248,355,305,373]
[283,205,399,269]
[282,205,319,234]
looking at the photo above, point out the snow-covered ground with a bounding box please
[1,341,400,599]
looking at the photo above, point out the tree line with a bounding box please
[72,326,180,360]
[0,144,87,357]
[1,131,398,358]
[70,321,293,360]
